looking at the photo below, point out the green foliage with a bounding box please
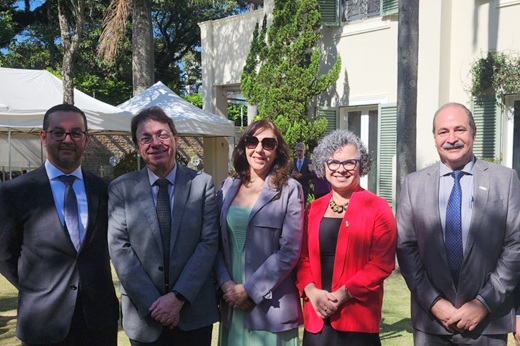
[182,93,246,126]
[469,51,520,105]
[113,150,188,178]
[182,93,204,108]
[240,0,341,150]
[0,11,15,46]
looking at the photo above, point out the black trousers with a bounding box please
[130,324,213,346]
[22,294,117,346]
[303,320,381,346]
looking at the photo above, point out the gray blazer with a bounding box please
[214,176,304,332]
[397,159,520,335]
[0,165,118,344]
[108,165,219,343]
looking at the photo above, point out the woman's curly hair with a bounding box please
[311,130,372,179]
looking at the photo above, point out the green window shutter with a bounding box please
[318,0,340,26]
[380,0,399,17]
[317,106,339,135]
[377,104,397,209]
[472,96,501,160]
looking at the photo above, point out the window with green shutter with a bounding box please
[472,96,502,161]
[377,104,396,209]
[317,107,339,135]
[380,0,399,17]
[318,0,340,26]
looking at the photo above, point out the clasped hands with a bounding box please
[430,298,488,334]
[304,283,352,319]
[149,292,185,329]
[221,280,255,311]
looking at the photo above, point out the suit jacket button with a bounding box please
[158,266,164,272]
[70,284,78,290]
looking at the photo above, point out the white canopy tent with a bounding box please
[118,81,234,186]
[117,81,234,137]
[0,69,233,182]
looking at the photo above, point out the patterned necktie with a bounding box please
[155,178,171,291]
[59,175,81,251]
[445,170,464,289]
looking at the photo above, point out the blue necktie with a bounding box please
[155,178,171,292]
[60,175,81,251]
[445,170,464,288]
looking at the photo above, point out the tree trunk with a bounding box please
[396,0,419,206]
[132,0,154,96]
[58,0,85,105]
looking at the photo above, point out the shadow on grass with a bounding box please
[0,296,17,313]
[380,317,413,340]
[0,312,17,337]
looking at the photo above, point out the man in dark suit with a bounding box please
[108,106,219,345]
[397,103,520,345]
[291,142,312,204]
[0,104,119,346]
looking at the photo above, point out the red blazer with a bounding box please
[296,186,397,333]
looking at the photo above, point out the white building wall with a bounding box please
[199,0,520,171]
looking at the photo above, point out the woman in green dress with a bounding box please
[214,120,304,346]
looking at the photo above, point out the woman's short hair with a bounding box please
[233,119,291,191]
[311,130,372,179]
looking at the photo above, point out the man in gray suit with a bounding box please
[397,102,520,345]
[0,104,119,345]
[108,106,219,345]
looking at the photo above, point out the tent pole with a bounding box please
[8,127,11,178]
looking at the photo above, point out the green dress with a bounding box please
[218,206,299,346]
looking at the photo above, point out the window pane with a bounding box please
[342,0,380,22]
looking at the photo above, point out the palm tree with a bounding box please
[98,0,254,96]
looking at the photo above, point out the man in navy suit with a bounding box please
[0,104,119,346]
[291,142,312,204]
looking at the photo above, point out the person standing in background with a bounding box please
[291,142,312,205]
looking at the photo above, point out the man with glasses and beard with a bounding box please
[0,104,119,346]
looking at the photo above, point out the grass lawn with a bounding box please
[0,270,516,346]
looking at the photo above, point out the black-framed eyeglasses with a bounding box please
[244,135,277,151]
[325,159,358,171]
[138,132,173,145]
[46,130,87,141]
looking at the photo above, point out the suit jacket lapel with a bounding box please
[80,171,98,253]
[424,165,455,278]
[34,166,78,256]
[248,177,278,224]
[308,193,329,289]
[134,168,163,252]
[464,160,489,260]
[221,178,241,228]
[171,165,191,252]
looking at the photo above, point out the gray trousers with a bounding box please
[413,329,507,346]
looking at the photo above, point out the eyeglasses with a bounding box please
[244,135,277,151]
[46,130,87,141]
[325,159,359,171]
[138,132,173,145]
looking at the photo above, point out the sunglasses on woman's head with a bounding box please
[244,135,277,151]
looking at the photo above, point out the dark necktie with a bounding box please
[445,170,464,288]
[155,178,171,292]
[59,175,81,251]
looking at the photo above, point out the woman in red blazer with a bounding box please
[296,130,397,345]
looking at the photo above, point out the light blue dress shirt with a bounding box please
[147,162,178,214]
[45,160,88,245]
